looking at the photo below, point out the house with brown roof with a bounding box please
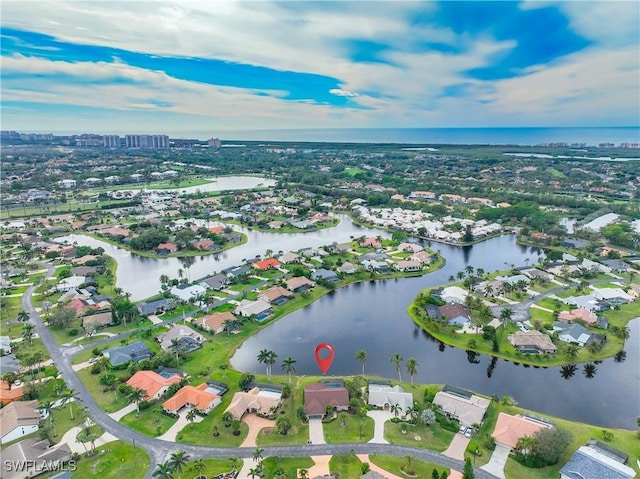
[258,286,292,305]
[0,380,24,405]
[438,303,471,325]
[557,308,597,325]
[194,311,236,334]
[157,242,178,253]
[224,387,282,420]
[163,383,221,415]
[395,260,422,272]
[0,400,41,444]
[81,311,114,330]
[126,370,182,400]
[285,276,316,293]
[361,237,382,249]
[508,330,558,354]
[304,382,349,418]
[491,413,552,450]
[157,325,205,352]
[1,438,72,479]
[192,239,216,251]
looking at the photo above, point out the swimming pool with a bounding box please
[257,390,282,399]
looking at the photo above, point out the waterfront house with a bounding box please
[285,276,317,293]
[311,269,340,282]
[170,283,206,302]
[258,286,292,305]
[126,370,182,400]
[200,273,229,291]
[234,299,273,321]
[194,311,236,334]
[491,413,552,451]
[304,381,349,419]
[560,444,636,479]
[507,330,558,354]
[137,298,176,316]
[367,382,413,419]
[224,387,282,420]
[433,386,490,427]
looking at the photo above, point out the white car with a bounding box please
[459,424,466,434]
[464,427,473,438]
[13,380,22,386]
[88,357,98,363]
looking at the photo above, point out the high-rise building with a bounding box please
[207,138,222,149]
[103,135,121,148]
[125,134,169,148]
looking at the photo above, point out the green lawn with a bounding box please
[119,405,177,437]
[330,453,364,477]
[0,296,22,322]
[190,458,241,477]
[77,367,131,413]
[323,412,374,443]
[370,454,450,478]
[69,440,149,479]
[261,456,315,478]
[384,418,455,452]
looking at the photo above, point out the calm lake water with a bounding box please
[59,217,639,429]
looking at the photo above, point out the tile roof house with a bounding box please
[0,400,41,444]
[508,330,558,354]
[557,308,598,325]
[103,341,152,366]
[394,260,422,272]
[258,286,293,305]
[126,370,182,400]
[285,276,317,292]
[336,262,359,274]
[157,325,205,352]
[224,387,282,419]
[279,251,301,264]
[304,382,349,418]
[433,387,490,427]
[81,311,114,329]
[560,445,636,479]
[1,438,72,479]
[163,383,221,415]
[438,303,471,323]
[361,237,382,248]
[491,413,551,450]
[234,299,273,320]
[0,380,24,405]
[157,242,178,253]
[194,311,236,334]
[253,258,281,270]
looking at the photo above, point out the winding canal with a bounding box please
[58,216,639,429]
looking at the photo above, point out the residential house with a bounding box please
[433,386,490,427]
[441,286,468,304]
[438,303,471,326]
[0,336,12,355]
[0,380,24,405]
[103,341,152,366]
[508,330,558,354]
[224,387,282,419]
[222,265,251,278]
[397,242,423,253]
[304,381,350,418]
[194,311,236,334]
[279,251,301,264]
[395,260,422,272]
[258,286,292,305]
[55,275,86,291]
[157,325,205,353]
[491,413,552,450]
[126,370,182,400]
[330,242,353,254]
[291,220,314,229]
[1,438,72,479]
[591,287,633,304]
[410,251,432,264]
[200,273,229,291]
[553,322,595,347]
[137,298,176,316]
[285,276,317,293]
[192,239,217,251]
[163,384,221,415]
[560,444,636,479]
[170,283,206,302]
[0,354,20,375]
[362,259,392,273]
[367,383,413,419]
[81,311,114,330]
[234,299,273,321]
[336,262,359,274]
[557,308,597,325]
[361,237,382,249]
[601,259,630,273]
[311,269,340,282]
[563,238,589,249]
[156,242,178,254]
[253,258,281,271]
[0,400,41,444]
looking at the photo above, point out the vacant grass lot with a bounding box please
[120,405,177,437]
[68,440,149,479]
[262,456,315,478]
[384,418,455,452]
[370,454,450,478]
[330,453,364,477]
[323,412,374,443]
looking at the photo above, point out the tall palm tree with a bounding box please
[22,323,35,345]
[390,402,402,419]
[248,468,260,479]
[190,459,206,479]
[153,462,174,479]
[390,353,403,382]
[127,387,146,414]
[61,388,78,420]
[17,310,30,322]
[257,349,270,379]
[170,338,181,365]
[168,450,191,479]
[565,344,580,361]
[186,408,197,428]
[252,447,264,464]
[355,349,367,376]
[281,357,297,385]
[405,358,419,385]
[266,351,278,381]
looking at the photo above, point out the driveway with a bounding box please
[157,407,204,442]
[308,418,326,444]
[357,454,404,479]
[58,425,117,454]
[480,444,510,479]
[108,403,137,421]
[442,433,470,460]
[240,413,274,447]
[367,410,392,444]
[308,455,331,477]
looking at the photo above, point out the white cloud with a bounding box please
[329,88,358,97]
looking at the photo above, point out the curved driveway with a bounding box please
[23,262,498,479]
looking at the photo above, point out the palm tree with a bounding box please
[390,402,402,419]
[565,343,580,361]
[465,265,474,277]
[17,310,30,322]
[257,349,270,379]
[248,468,260,479]
[127,387,146,415]
[355,349,367,376]
[61,388,78,420]
[390,353,403,382]
[153,462,174,479]
[168,450,191,479]
[499,308,513,339]
[190,459,206,479]
[186,408,197,428]
[281,357,297,385]
[265,351,278,381]
[448,275,455,283]
[406,358,419,385]
[299,470,309,479]
[22,323,35,345]
[252,447,264,466]
[170,338,181,365]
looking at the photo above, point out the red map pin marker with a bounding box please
[314,342,335,375]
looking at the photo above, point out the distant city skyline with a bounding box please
[1,1,639,133]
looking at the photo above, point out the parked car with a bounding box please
[459,424,466,434]
[88,357,98,363]
[464,427,473,438]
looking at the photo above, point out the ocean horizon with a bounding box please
[185,126,640,146]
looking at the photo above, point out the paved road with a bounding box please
[24,261,498,479]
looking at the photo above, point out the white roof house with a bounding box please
[234,299,272,318]
[170,284,207,302]
[433,389,490,427]
[590,287,633,303]
[368,384,414,416]
[55,275,86,291]
[441,286,468,304]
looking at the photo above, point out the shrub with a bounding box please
[67,328,79,337]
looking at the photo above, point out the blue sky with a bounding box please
[1,1,638,134]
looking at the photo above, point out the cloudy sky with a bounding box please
[1,1,639,134]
